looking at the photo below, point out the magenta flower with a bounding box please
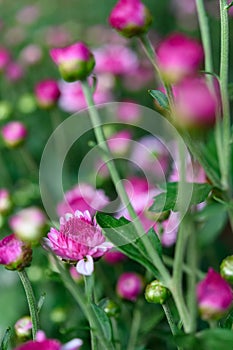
[50,42,95,82]
[20,44,42,66]
[197,268,233,320]
[131,135,169,181]
[14,330,83,350]
[44,210,113,275]
[117,176,158,231]
[117,272,144,301]
[0,188,12,215]
[57,183,109,217]
[6,61,24,82]
[94,44,138,75]
[0,234,32,271]
[58,79,112,113]
[14,316,32,338]
[156,33,203,84]
[9,207,47,243]
[172,76,219,130]
[0,47,11,71]
[116,101,141,122]
[1,121,27,147]
[104,249,127,264]
[107,130,132,155]
[35,79,60,109]
[109,0,152,38]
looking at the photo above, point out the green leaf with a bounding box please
[196,203,227,247]
[226,1,233,10]
[96,213,163,278]
[196,328,233,350]
[148,90,169,114]
[1,327,11,350]
[149,182,213,213]
[91,303,112,341]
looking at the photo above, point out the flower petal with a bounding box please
[76,255,94,276]
[61,338,83,350]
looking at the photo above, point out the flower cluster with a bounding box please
[44,210,112,275]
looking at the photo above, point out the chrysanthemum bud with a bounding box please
[197,268,233,320]
[156,33,203,84]
[9,207,47,244]
[14,316,32,338]
[0,234,32,271]
[0,101,12,120]
[1,121,27,148]
[0,189,12,215]
[145,280,170,304]
[50,42,95,82]
[35,79,60,109]
[99,298,120,318]
[109,0,152,38]
[172,77,219,131]
[117,272,144,301]
[220,256,233,284]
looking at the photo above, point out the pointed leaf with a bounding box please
[91,303,112,341]
[1,327,11,350]
[149,182,213,213]
[148,90,169,115]
[96,213,162,278]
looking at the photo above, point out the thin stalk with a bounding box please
[163,255,205,280]
[140,35,222,188]
[126,300,142,350]
[219,0,231,191]
[195,0,214,74]
[18,270,39,340]
[53,257,114,350]
[81,80,171,286]
[111,319,121,350]
[139,35,174,108]
[186,219,197,333]
[162,303,182,350]
[172,140,191,333]
[84,275,97,350]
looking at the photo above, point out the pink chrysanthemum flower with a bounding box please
[14,330,83,350]
[0,234,32,271]
[50,42,95,82]
[109,0,152,38]
[197,268,233,320]
[44,210,113,276]
[57,183,109,217]
[156,33,203,84]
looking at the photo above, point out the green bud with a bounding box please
[0,101,12,120]
[98,298,120,318]
[145,280,170,304]
[220,255,233,284]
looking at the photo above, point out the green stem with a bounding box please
[126,300,142,350]
[139,35,174,108]
[18,270,39,340]
[186,220,197,333]
[140,33,222,189]
[81,80,171,286]
[172,219,190,333]
[84,275,97,350]
[219,0,231,191]
[163,255,205,280]
[162,303,182,350]
[195,0,213,74]
[111,319,121,350]
[53,258,114,350]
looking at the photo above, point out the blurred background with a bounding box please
[0,1,232,349]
